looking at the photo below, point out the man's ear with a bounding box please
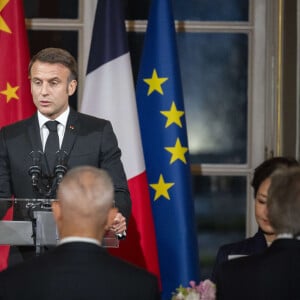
[105,207,118,230]
[51,200,61,223]
[68,79,77,96]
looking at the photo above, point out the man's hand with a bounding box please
[110,212,127,235]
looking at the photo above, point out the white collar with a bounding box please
[59,236,101,246]
[276,233,300,240]
[37,106,70,128]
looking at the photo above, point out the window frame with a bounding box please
[25,0,277,239]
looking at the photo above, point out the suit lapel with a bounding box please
[27,114,43,152]
[61,109,79,159]
[26,114,50,175]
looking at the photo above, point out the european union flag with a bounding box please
[136,0,200,298]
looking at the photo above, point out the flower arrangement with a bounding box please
[172,279,216,300]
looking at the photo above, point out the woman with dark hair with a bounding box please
[210,156,299,282]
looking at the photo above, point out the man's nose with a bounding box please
[40,82,49,95]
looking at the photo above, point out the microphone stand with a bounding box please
[28,150,69,200]
[27,150,68,255]
[28,151,43,194]
[54,150,68,186]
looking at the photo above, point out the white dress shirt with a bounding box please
[38,106,70,150]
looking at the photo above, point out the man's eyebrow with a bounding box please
[48,77,62,82]
[31,76,61,81]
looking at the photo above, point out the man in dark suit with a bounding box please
[0,47,130,233]
[0,166,161,300]
[216,167,300,300]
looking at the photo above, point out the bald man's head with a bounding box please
[53,166,116,239]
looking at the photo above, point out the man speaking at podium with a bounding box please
[0,48,130,259]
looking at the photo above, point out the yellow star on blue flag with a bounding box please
[149,174,174,201]
[165,138,188,164]
[143,69,168,96]
[161,101,184,128]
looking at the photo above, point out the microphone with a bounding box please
[54,150,68,184]
[28,151,43,188]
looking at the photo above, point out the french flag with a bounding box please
[80,0,160,281]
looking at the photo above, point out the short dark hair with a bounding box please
[251,156,299,198]
[28,47,78,81]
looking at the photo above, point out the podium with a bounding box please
[0,198,119,254]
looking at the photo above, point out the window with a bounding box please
[25,0,268,279]
[24,0,83,110]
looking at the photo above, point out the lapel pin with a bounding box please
[69,125,75,130]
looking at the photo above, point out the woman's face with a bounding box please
[255,177,275,236]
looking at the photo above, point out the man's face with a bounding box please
[30,61,77,119]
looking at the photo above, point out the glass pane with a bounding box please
[126,0,249,21]
[193,175,246,279]
[178,33,248,164]
[173,0,249,21]
[129,32,248,164]
[27,30,78,110]
[23,0,79,19]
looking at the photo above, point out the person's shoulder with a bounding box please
[72,111,114,133]
[95,249,160,298]
[218,231,266,257]
[74,111,109,125]
[216,250,259,284]
[0,255,36,279]
[216,255,260,300]
[106,253,157,281]
[217,238,251,255]
[112,255,155,276]
[0,115,35,132]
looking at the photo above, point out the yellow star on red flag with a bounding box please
[0,82,19,102]
[0,0,12,34]
[143,69,168,96]
[149,174,175,201]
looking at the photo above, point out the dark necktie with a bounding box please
[44,121,59,174]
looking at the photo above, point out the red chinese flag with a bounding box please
[0,0,36,270]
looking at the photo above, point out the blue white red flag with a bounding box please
[80,0,160,281]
